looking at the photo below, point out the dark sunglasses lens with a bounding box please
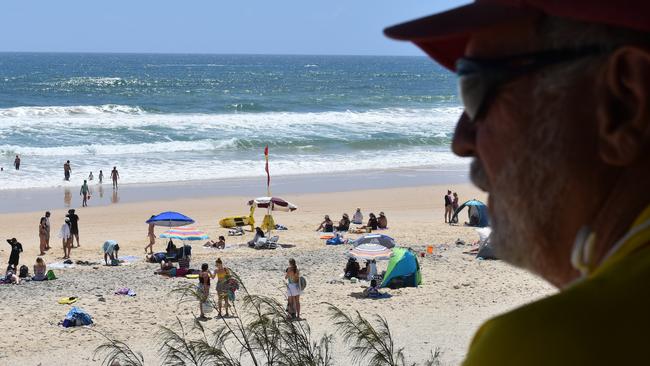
[458,74,486,121]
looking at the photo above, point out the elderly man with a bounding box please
[386,1,650,365]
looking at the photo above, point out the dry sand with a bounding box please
[0,183,555,365]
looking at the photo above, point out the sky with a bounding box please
[0,0,470,55]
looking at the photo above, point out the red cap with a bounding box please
[384,0,650,71]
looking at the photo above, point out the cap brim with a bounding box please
[384,2,535,70]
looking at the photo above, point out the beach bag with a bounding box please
[299,276,307,291]
[46,270,57,280]
[19,265,29,278]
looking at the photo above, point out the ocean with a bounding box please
[0,53,466,190]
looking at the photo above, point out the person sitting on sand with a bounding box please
[363,279,383,298]
[352,208,363,225]
[248,227,265,247]
[32,257,47,281]
[344,258,360,279]
[102,240,120,266]
[213,258,231,317]
[377,212,388,229]
[204,236,226,249]
[315,215,334,232]
[336,214,350,232]
[166,239,177,256]
[3,267,20,285]
[363,213,378,231]
[6,238,23,272]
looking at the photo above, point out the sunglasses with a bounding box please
[456,46,611,121]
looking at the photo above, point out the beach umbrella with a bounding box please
[347,243,393,261]
[353,234,396,249]
[247,196,298,212]
[146,211,195,227]
[159,227,209,241]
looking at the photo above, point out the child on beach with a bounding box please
[88,172,94,181]
[60,218,72,259]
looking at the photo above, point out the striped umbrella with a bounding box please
[347,243,393,261]
[159,227,209,241]
[248,197,297,212]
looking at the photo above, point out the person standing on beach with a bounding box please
[80,180,90,207]
[14,155,20,170]
[444,190,453,223]
[145,218,156,255]
[198,263,211,320]
[63,160,71,181]
[111,166,119,189]
[386,2,650,364]
[67,209,80,248]
[59,218,71,259]
[285,258,301,320]
[451,192,460,223]
[44,211,51,250]
[6,238,23,272]
[98,170,103,184]
[38,217,47,255]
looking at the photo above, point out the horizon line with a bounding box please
[0,50,428,58]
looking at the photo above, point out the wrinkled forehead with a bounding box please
[466,16,543,58]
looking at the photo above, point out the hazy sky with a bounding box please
[0,0,470,55]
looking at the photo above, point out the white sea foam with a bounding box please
[0,104,146,118]
[0,148,468,190]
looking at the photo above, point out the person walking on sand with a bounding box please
[88,172,94,181]
[44,211,51,250]
[145,218,156,255]
[59,218,71,259]
[80,180,90,207]
[67,209,80,248]
[14,155,20,170]
[198,263,211,320]
[63,160,71,181]
[213,258,232,317]
[98,170,103,184]
[285,258,301,320]
[444,190,453,223]
[38,217,47,255]
[111,166,119,189]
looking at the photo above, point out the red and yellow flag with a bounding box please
[264,145,270,195]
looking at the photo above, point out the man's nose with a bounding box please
[451,112,477,157]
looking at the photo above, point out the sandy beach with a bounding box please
[0,181,554,365]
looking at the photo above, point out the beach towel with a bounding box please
[49,262,75,269]
[326,235,345,245]
[114,288,136,296]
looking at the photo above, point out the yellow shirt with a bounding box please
[463,206,650,366]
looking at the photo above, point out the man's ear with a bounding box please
[597,46,650,165]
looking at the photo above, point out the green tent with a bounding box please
[380,247,422,288]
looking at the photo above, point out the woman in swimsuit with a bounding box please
[213,258,231,317]
[285,258,301,319]
[198,263,211,319]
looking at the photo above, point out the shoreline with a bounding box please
[0,166,468,214]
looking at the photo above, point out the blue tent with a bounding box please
[146,211,195,227]
[451,199,489,227]
[380,247,421,289]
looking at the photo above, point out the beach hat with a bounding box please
[343,213,349,218]
[379,212,385,216]
[6,238,16,244]
[65,217,70,222]
[384,0,650,71]
[325,215,330,219]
